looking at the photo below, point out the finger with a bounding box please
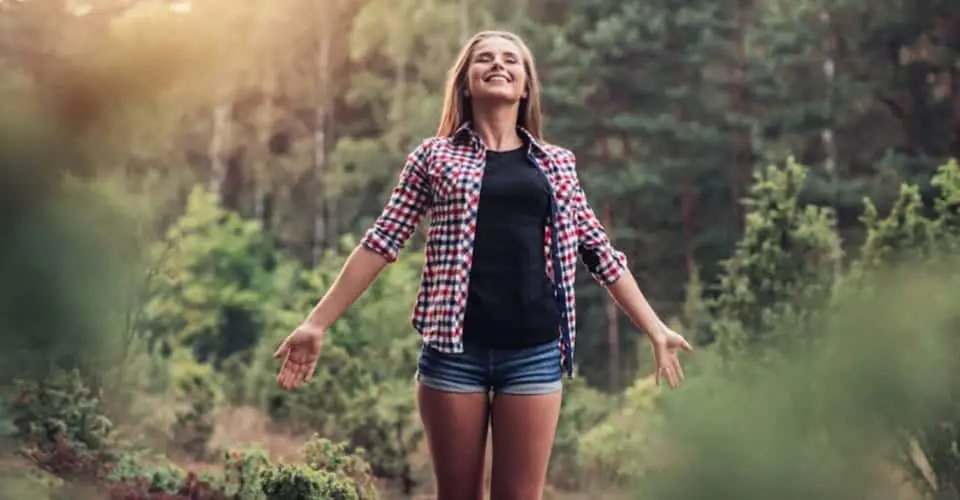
[666,366,677,389]
[303,359,319,382]
[679,337,693,352]
[278,354,297,389]
[655,364,662,387]
[675,357,685,381]
[285,365,303,389]
[279,363,294,389]
[668,363,680,388]
[273,340,289,359]
[662,365,674,389]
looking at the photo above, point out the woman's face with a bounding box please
[464,36,528,104]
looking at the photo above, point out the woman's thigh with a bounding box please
[417,384,490,500]
[489,391,562,500]
[416,345,491,500]
[489,341,564,500]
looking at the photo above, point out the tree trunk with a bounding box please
[311,19,332,266]
[681,177,697,280]
[254,70,276,229]
[603,202,621,391]
[208,103,231,203]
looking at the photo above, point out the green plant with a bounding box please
[709,159,841,357]
[169,358,218,460]
[260,464,359,500]
[11,369,114,455]
[301,435,378,499]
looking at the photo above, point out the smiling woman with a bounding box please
[437,31,543,142]
[273,29,692,500]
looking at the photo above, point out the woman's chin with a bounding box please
[471,90,523,106]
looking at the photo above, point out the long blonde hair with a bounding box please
[436,30,543,140]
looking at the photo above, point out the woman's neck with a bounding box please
[471,104,522,151]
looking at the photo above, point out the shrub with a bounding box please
[852,160,960,498]
[259,464,358,500]
[301,435,378,499]
[577,376,663,486]
[547,374,616,490]
[142,188,280,369]
[709,159,841,357]
[10,369,115,479]
[168,357,219,460]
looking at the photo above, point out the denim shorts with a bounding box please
[416,340,563,395]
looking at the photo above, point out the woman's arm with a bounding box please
[302,141,433,331]
[567,159,690,387]
[565,151,666,341]
[605,273,668,342]
[575,198,667,341]
[302,246,390,330]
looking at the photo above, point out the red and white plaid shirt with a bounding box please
[360,123,627,376]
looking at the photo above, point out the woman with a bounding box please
[274,30,692,499]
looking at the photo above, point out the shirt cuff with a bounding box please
[589,247,628,286]
[360,227,400,263]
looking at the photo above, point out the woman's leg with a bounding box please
[416,345,492,500]
[417,385,490,500]
[488,342,564,500]
[489,391,562,500]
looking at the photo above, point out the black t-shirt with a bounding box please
[461,145,561,349]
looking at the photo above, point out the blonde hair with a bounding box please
[436,30,543,140]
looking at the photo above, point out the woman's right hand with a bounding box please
[274,323,325,390]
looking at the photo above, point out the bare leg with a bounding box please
[489,391,563,500]
[417,383,490,500]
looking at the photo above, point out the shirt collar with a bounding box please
[452,122,548,158]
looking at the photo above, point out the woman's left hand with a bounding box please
[650,326,692,389]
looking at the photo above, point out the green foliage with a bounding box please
[219,447,271,498]
[105,452,190,494]
[547,375,616,489]
[301,436,378,499]
[260,464,358,500]
[638,265,959,500]
[576,377,663,486]
[848,160,960,497]
[11,369,114,456]
[931,160,960,239]
[857,183,936,269]
[710,159,842,355]
[169,359,219,460]
[239,238,422,488]
[143,188,281,367]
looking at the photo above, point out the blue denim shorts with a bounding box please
[416,340,563,395]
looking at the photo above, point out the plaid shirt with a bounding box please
[360,123,627,376]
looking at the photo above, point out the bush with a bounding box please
[547,374,616,490]
[260,464,358,500]
[168,356,219,460]
[709,159,841,357]
[244,238,424,490]
[626,159,960,500]
[301,435,378,499]
[576,376,663,486]
[852,160,960,498]
[11,369,115,478]
[142,188,281,369]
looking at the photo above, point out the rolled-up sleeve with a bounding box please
[360,140,432,262]
[566,154,628,286]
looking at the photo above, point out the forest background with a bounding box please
[2,0,960,498]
